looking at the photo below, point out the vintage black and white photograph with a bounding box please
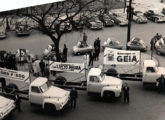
[0,0,165,120]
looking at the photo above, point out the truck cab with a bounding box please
[142,60,165,85]
[87,68,123,98]
[29,77,70,111]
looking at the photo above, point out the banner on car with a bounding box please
[0,67,29,81]
[103,48,140,65]
[49,62,85,73]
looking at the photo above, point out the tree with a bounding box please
[15,0,97,61]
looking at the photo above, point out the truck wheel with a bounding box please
[44,103,56,113]
[103,91,115,99]
[5,84,18,93]
[106,68,118,77]
[54,76,67,85]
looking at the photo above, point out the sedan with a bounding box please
[102,37,123,51]
[73,41,93,55]
[144,9,165,23]
[98,14,114,27]
[86,17,103,30]
[110,12,128,26]
[133,11,148,24]
[127,37,147,52]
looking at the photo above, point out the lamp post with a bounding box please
[126,0,134,50]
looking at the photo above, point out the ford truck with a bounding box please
[87,68,123,98]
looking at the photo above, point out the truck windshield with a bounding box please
[40,82,50,93]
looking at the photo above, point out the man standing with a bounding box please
[39,59,45,77]
[62,44,68,62]
[70,88,78,109]
[88,50,94,67]
[156,74,165,92]
[15,92,22,112]
[82,32,88,47]
[94,37,101,61]
[123,83,130,104]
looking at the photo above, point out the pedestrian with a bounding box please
[123,83,130,104]
[39,59,45,76]
[15,92,22,112]
[62,44,68,62]
[88,50,94,67]
[70,88,78,109]
[156,74,165,92]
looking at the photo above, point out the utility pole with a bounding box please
[126,0,134,50]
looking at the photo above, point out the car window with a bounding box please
[31,86,41,93]
[146,67,155,73]
[90,76,100,82]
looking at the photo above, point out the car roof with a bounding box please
[88,68,101,76]
[30,77,48,87]
[143,60,156,67]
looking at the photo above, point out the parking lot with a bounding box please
[1,19,165,120]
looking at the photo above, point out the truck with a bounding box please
[142,60,165,86]
[29,77,70,111]
[0,93,16,120]
[0,67,70,112]
[87,68,123,98]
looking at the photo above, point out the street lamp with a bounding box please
[126,0,134,50]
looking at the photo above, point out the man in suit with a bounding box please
[70,88,78,108]
[123,83,130,104]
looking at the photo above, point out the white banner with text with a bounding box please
[104,48,140,65]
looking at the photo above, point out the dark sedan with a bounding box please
[144,10,165,23]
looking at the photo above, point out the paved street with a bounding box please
[6,81,165,120]
[1,21,165,120]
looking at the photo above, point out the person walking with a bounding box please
[62,44,68,62]
[39,59,45,77]
[156,74,165,92]
[123,83,130,104]
[70,88,78,109]
[15,92,22,112]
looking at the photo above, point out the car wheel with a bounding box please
[156,51,160,55]
[5,84,18,93]
[154,18,158,23]
[106,68,118,77]
[54,76,67,85]
[44,103,56,113]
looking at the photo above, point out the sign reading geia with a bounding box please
[0,67,29,81]
[104,48,140,65]
[49,62,85,73]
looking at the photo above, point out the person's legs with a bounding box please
[73,99,77,108]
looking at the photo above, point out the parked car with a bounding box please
[0,93,16,120]
[0,27,7,39]
[15,17,31,36]
[71,16,84,30]
[43,44,62,60]
[59,21,72,32]
[127,37,147,52]
[98,14,114,27]
[73,41,93,55]
[86,16,103,30]
[110,12,128,26]
[133,11,148,24]
[102,37,123,51]
[144,9,165,23]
